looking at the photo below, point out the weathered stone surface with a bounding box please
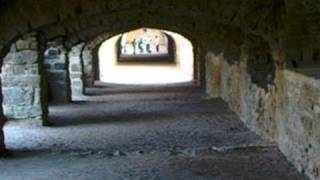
[0,0,319,178]
[15,37,38,51]
[71,64,81,72]
[71,80,83,87]
[2,35,48,124]
[4,106,42,120]
[247,54,275,90]
[44,40,71,103]
[54,63,66,70]
[2,64,39,75]
[205,52,222,97]
[46,49,61,59]
[70,73,82,79]
[82,45,94,87]
[279,70,320,179]
[206,48,320,180]
[48,72,67,82]
[2,75,41,88]
[68,43,85,100]
[2,87,34,106]
[4,51,38,65]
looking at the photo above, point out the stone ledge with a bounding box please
[284,69,320,90]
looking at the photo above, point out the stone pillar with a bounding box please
[2,33,49,125]
[0,80,12,157]
[0,47,9,157]
[68,43,85,100]
[205,51,223,97]
[44,39,71,103]
[194,46,206,87]
[0,79,7,155]
[272,48,287,70]
[272,46,289,150]
[92,45,101,81]
[82,45,94,87]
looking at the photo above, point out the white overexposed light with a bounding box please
[98,29,194,85]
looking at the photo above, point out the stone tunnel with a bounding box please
[0,0,319,179]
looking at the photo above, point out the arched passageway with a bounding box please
[0,1,319,180]
[98,28,194,85]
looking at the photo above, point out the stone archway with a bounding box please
[0,1,320,179]
[97,28,195,85]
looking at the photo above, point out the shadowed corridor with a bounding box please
[0,84,307,180]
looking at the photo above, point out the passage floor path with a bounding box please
[0,84,308,180]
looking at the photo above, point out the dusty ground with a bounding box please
[0,84,308,180]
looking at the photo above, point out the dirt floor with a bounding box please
[0,83,308,180]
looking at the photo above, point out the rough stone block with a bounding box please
[71,64,81,72]
[47,49,60,58]
[49,72,67,82]
[71,88,84,97]
[12,66,26,75]
[69,57,81,63]
[54,63,66,70]
[314,105,320,114]
[4,105,42,120]
[4,51,38,65]
[2,75,41,88]
[3,64,39,75]
[71,80,83,87]
[16,39,30,50]
[30,42,38,50]
[33,88,41,106]
[70,73,82,79]
[2,87,34,106]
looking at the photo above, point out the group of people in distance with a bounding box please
[121,28,161,55]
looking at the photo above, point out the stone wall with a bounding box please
[82,45,94,87]
[219,52,277,141]
[279,70,320,179]
[1,34,48,125]
[44,39,70,103]
[91,45,101,81]
[68,43,85,100]
[205,52,222,97]
[206,49,320,180]
[0,79,5,152]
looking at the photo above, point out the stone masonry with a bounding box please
[82,45,94,87]
[1,33,48,125]
[68,43,85,100]
[280,70,320,178]
[206,48,320,180]
[0,79,5,152]
[0,1,319,179]
[44,39,70,103]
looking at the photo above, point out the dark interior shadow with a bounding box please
[49,111,176,127]
[48,98,228,127]
[0,150,51,159]
[85,86,199,96]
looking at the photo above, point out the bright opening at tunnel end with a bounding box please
[98,28,195,85]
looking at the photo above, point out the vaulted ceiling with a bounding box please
[0,0,319,52]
